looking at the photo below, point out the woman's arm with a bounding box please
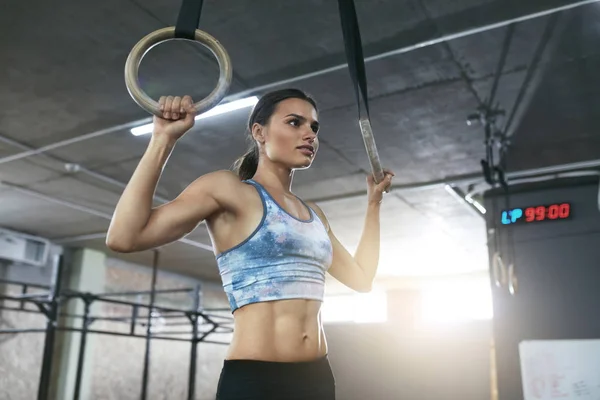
[351,201,382,284]
[106,95,236,253]
[308,170,394,292]
[107,169,238,253]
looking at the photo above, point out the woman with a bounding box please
[106,88,394,399]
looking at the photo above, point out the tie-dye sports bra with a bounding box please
[216,179,334,312]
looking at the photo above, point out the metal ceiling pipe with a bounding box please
[506,158,600,180]
[53,233,107,244]
[0,0,596,166]
[0,181,114,219]
[0,133,212,232]
[0,119,150,166]
[0,181,213,251]
[0,135,211,249]
[311,158,600,204]
[0,132,171,203]
[54,230,215,253]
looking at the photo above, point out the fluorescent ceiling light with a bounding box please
[465,193,487,214]
[130,96,259,136]
[444,184,487,215]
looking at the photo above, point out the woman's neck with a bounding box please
[252,161,295,194]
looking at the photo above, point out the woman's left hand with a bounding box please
[367,169,395,205]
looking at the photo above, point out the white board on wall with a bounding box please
[519,340,600,400]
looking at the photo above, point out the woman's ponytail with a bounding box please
[232,141,259,181]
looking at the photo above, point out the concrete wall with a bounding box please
[89,257,231,400]
[104,257,229,309]
[0,279,47,400]
[326,321,491,400]
[324,286,492,400]
[0,244,62,400]
[89,326,229,400]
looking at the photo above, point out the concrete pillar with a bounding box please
[50,248,106,400]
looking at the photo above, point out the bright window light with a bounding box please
[130,96,259,136]
[420,280,493,323]
[322,290,388,324]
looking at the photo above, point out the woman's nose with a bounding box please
[303,129,317,142]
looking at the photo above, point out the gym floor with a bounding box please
[1,1,599,399]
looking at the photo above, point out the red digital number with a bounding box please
[535,206,546,221]
[520,203,570,223]
[559,203,570,219]
[525,207,535,222]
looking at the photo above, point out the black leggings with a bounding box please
[215,355,336,400]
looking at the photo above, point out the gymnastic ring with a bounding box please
[124,27,233,117]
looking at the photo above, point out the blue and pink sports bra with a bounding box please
[216,179,333,312]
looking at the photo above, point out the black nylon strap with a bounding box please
[175,0,204,40]
[337,0,370,120]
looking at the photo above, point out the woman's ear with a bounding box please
[251,122,266,144]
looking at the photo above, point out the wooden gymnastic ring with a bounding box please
[124,27,232,117]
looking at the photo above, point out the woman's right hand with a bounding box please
[152,95,197,142]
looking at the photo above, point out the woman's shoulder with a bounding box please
[186,169,249,201]
[191,169,244,186]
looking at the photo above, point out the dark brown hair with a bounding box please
[232,88,318,180]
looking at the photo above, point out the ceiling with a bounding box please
[1,0,599,288]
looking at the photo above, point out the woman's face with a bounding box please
[253,98,320,170]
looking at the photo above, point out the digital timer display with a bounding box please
[501,203,571,225]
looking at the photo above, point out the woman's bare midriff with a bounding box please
[226,298,327,362]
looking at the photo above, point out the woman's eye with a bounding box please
[288,119,300,127]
